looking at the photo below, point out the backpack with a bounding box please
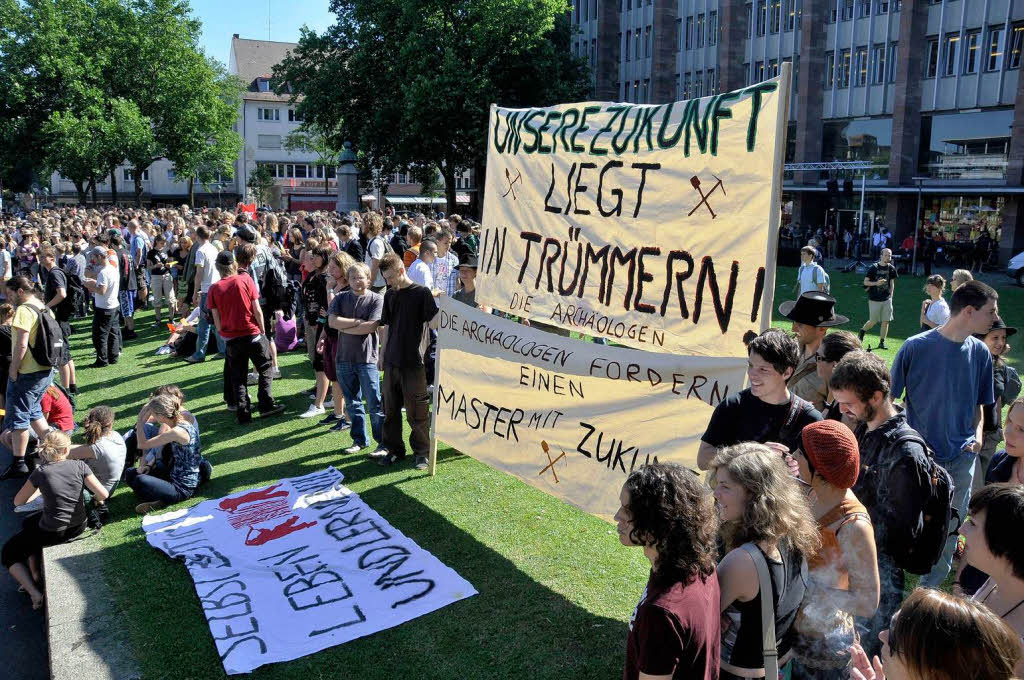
[880,432,959,575]
[56,266,85,321]
[28,305,67,368]
[259,251,289,314]
[811,264,830,294]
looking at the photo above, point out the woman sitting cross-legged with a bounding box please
[68,406,126,529]
[3,431,110,609]
[124,395,202,515]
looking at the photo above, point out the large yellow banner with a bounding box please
[476,70,790,357]
[434,298,748,521]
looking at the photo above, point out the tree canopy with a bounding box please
[274,0,590,214]
[0,0,242,205]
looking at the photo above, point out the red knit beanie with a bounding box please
[800,419,860,489]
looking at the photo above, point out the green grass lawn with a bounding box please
[69,266,1024,680]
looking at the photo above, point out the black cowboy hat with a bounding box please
[974,316,1018,339]
[455,253,478,270]
[778,292,849,327]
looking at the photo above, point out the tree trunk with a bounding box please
[441,160,456,216]
[89,178,97,206]
[74,180,86,205]
[187,177,195,207]
[109,166,118,205]
[472,157,486,220]
[134,173,143,207]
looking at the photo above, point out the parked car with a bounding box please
[1008,251,1024,285]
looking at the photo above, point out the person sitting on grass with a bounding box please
[124,395,202,515]
[614,462,722,679]
[68,406,126,529]
[849,588,1021,680]
[3,431,109,609]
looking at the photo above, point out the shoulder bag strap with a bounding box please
[741,543,779,680]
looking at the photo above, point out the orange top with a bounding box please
[808,496,870,591]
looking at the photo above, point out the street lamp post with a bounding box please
[912,176,927,276]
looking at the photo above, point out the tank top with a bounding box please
[168,420,201,495]
[721,543,806,675]
[808,497,870,591]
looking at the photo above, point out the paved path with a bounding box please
[0,475,48,680]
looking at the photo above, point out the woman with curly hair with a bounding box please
[711,442,821,679]
[614,462,721,680]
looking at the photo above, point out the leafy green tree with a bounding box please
[284,123,342,195]
[274,0,589,214]
[248,163,276,207]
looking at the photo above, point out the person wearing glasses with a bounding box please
[814,330,863,423]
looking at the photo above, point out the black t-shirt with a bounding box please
[866,262,898,302]
[701,388,821,452]
[30,459,92,532]
[43,266,67,307]
[148,249,170,276]
[380,283,438,368]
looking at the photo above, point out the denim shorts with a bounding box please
[4,369,53,430]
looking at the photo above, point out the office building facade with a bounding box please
[571,0,1024,263]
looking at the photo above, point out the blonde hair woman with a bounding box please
[951,268,973,291]
[711,442,821,679]
[124,395,202,514]
[4,432,109,608]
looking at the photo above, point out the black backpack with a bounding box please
[881,432,959,575]
[28,306,67,368]
[56,267,84,321]
[260,254,290,314]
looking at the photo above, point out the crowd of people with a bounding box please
[0,202,1021,678]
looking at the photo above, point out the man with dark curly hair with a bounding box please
[614,462,721,680]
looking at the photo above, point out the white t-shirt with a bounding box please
[365,236,388,287]
[407,259,434,289]
[926,298,951,327]
[195,241,221,293]
[94,265,120,309]
[797,263,824,295]
[0,249,11,281]
[86,432,127,492]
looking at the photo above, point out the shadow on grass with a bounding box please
[91,458,629,680]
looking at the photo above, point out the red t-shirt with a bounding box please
[623,571,721,680]
[41,388,75,432]
[207,274,261,339]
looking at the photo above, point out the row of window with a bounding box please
[825,44,899,88]
[624,26,652,61]
[621,79,651,104]
[573,38,597,69]
[746,0,799,37]
[743,57,801,89]
[827,0,902,23]
[682,12,720,50]
[925,25,1024,78]
[119,168,229,184]
[259,163,338,180]
[680,69,718,101]
[256,107,304,122]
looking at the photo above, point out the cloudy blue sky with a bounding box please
[190,0,335,67]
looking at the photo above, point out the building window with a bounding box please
[167,168,176,181]
[709,11,719,45]
[754,60,765,82]
[876,0,889,13]
[706,68,716,94]
[743,63,751,87]
[887,42,899,82]
[925,38,939,78]
[625,30,631,60]
[829,4,837,23]
[257,108,280,121]
[769,0,781,33]
[893,0,902,9]
[839,49,851,87]
[694,76,703,98]
[633,81,639,102]
[696,13,705,47]
[841,0,854,21]
[768,59,779,78]
[642,78,649,103]
[756,0,767,36]
[1009,23,1024,69]
[256,78,271,93]
[683,73,691,99]
[644,26,651,58]
[685,16,693,50]
[963,31,980,74]
[747,3,754,36]
[825,51,836,87]
[858,0,871,18]
[122,169,150,182]
[257,134,282,149]
[784,0,796,30]
[941,32,960,77]
[986,26,1004,72]
[854,46,868,86]
[872,44,886,84]
[288,108,304,122]
[635,31,641,59]
[674,74,680,100]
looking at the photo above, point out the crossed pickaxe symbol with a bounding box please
[539,440,566,484]
[687,174,726,218]
[502,168,523,200]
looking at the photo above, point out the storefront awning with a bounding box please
[360,194,377,202]
[386,196,446,205]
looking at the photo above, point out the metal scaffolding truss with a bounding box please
[784,161,881,171]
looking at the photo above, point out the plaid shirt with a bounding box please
[430,251,459,297]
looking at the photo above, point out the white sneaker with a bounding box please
[342,445,362,454]
[299,405,326,418]
[247,372,259,385]
[323,399,334,409]
[271,367,281,379]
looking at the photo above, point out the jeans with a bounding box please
[338,361,383,448]
[921,452,976,587]
[225,335,275,420]
[125,465,189,505]
[92,307,120,364]
[381,363,430,458]
[191,292,225,360]
[4,369,53,430]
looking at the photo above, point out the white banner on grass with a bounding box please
[476,70,790,357]
[142,467,476,675]
[435,297,748,520]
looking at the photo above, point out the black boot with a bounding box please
[86,507,103,530]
